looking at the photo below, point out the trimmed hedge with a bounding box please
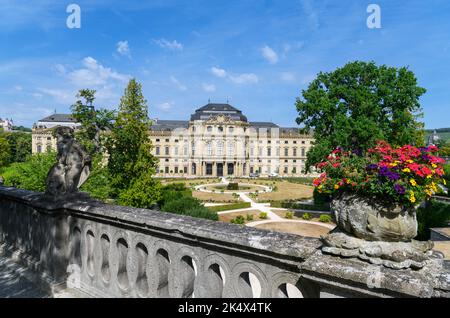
[207,202,251,212]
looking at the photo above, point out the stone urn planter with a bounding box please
[322,193,439,270]
[331,192,418,242]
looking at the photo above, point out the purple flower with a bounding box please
[367,164,378,170]
[379,167,400,181]
[394,184,406,195]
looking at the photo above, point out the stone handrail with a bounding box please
[0,185,448,298]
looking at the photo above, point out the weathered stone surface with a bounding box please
[45,127,91,200]
[322,231,438,270]
[0,185,449,298]
[331,193,418,242]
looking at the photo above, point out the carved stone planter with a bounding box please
[331,192,418,242]
[322,193,441,270]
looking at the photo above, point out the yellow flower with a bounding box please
[403,168,411,173]
[409,191,416,203]
[406,160,414,164]
[334,184,340,190]
[318,185,323,190]
[410,179,417,187]
[432,163,437,169]
[390,163,398,167]
[425,189,433,197]
[426,175,432,179]
[444,179,447,186]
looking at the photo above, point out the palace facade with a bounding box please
[32,103,315,177]
[150,103,314,177]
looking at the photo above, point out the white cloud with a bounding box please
[170,76,187,91]
[211,66,258,85]
[154,38,183,51]
[37,88,73,103]
[229,73,259,84]
[280,72,296,82]
[117,40,131,57]
[211,66,227,78]
[261,45,279,64]
[202,83,216,92]
[157,101,174,112]
[68,57,130,87]
[14,85,23,91]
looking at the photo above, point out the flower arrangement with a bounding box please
[313,141,446,207]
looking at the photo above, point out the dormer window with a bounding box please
[229,127,234,133]
[207,126,213,133]
[218,126,224,133]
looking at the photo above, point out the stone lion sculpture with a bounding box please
[45,126,91,199]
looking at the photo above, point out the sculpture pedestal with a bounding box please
[321,230,442,270]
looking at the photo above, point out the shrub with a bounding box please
[231,215,245,225]
[227,183,239,190]
[285,212,294,219]
[319,214,332,223]
[416,200,450,240]
[302,213,312,220]
[246,214,254,221]
[162,196,218,221]
[259,212,268,219]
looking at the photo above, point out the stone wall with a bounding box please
[0,185,448,298]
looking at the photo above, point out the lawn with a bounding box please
[249,180,314,202]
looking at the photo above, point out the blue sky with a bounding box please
[0,0,449,129]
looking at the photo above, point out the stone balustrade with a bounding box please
[0,185,448,298]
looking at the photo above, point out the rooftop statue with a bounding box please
[45,126,91,200]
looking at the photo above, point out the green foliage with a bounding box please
[231,215,246,225]
[313,188,331,206]
[161,196,218,221]
[444,164,450,197]
[246,214,254,221]
[302,213,312,220]
[79,154,113,201]
[296,61,427,170]
[0,132,32,163]
[71,89,115,154]
[0,136,10,168]
[207,202,251,212]
[259,212,268,219]
[1,152,56,192]
[285,211,294,219]
[416,200,450,240]
[12,126,32,132]
[107,79,161,206]
[319,214,332,223]
[227,183,239,190]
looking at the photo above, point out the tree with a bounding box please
[295,61,427,170]
[108,79,161,207]
[1,152,56,192]
[0,135,10,168]
[5,132,32,163]
[71,89,115,154]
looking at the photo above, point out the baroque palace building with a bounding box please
[150,103,314,177]
[32,103,315,177]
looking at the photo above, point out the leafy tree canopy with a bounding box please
[71,89,115,154]
[295,61,426,170]
[107,79,161,207]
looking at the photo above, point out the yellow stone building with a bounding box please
[150,103,314,177]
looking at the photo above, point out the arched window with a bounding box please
[191,142,196,156]
[293,148,297,157]
[229,126,234,133]
[37,144,42,153]
[301,148,306,157]
[207,126,213,133]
